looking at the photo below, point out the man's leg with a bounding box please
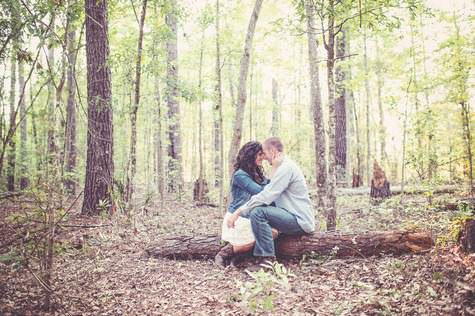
[249,206,304,257]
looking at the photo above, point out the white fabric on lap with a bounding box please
[221,212,255,246]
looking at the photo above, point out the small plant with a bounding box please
[235,261,295,313]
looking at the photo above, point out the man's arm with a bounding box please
[237,163,292,216]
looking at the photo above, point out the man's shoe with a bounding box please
[214,243,234,268]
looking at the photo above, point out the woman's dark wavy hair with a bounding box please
[233,141,265,183]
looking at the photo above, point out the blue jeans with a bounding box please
[249,206,305,257]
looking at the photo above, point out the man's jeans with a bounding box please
[249,206,305,257]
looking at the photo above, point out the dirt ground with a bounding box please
[1,192,474,315]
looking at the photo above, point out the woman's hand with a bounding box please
[227,211,240,228]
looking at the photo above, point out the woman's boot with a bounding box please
[214,243,234,267]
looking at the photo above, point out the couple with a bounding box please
[215,137,315,267]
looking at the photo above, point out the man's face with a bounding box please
[262,144,274,162]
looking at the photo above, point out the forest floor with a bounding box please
[1,190,474,315]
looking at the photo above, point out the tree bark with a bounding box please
[82,0,114,215]
[227,0,264,179]
[165,1,183,194]
[145,230,433,259]
[125,0,148,203]
[304,0,326,210]
[335,29,347,186]
[64,28,77,195]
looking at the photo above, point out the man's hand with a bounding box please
[227,211,240,228]
[272,152,283,167]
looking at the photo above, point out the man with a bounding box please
[227,137,315,260]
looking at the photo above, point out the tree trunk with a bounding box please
[459,219,475,253]
[165,2,183,194]
[82,0,114,215]
[335,29,347,186]
[64,29,77,194]
[125,0,148,203]
[47,20,57,165]
[154,79,164,205]
[363,25,371,188]
[18,46,28,190]
[145,230,433,259]
[271,78,279,136]
[304,0,326,210]
[215,0,224,211]
[419,15,436,182]
[375,37,387,168]
[409,18,423,178]
[194,27,208,203]
[227,0,264,179]
[323,0,337,231]
[7,48,16,191]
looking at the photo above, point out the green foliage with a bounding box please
[235,261,295,313]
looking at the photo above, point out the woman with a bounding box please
[215,141,278,267]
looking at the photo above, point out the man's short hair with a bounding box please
[264,137,284,152]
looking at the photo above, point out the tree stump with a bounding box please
[145,230,433,260]
[352,168,363,188]
[459,219,475,253]
[193,178,209,202]
[370,161,391,199]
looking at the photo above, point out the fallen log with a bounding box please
[336,184,457,196]
[145,230,434,260]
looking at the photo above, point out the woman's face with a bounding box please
[255,150,265,166]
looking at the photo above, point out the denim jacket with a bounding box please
[228,169,269,215]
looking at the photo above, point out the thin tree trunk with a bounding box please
[125,0,148,203]
[335,29,347,186]
[271,78,279,136]
[165,1,183,194]
[409,18,423,177]
[215,0,224,211]
[227,0,264,179]
[64,28,77,194]
[401,79,412,194]
[375,37,387,168]
[7,47,16,191]
[304,0,326,210]
[154,78,164,206]
[323,0,337,231]
[194,28,207,203]
[419,15,436,181]
[18,46,28,190]
[82,0,114,215]
[47,19,57,165]
[363,25,371,188]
